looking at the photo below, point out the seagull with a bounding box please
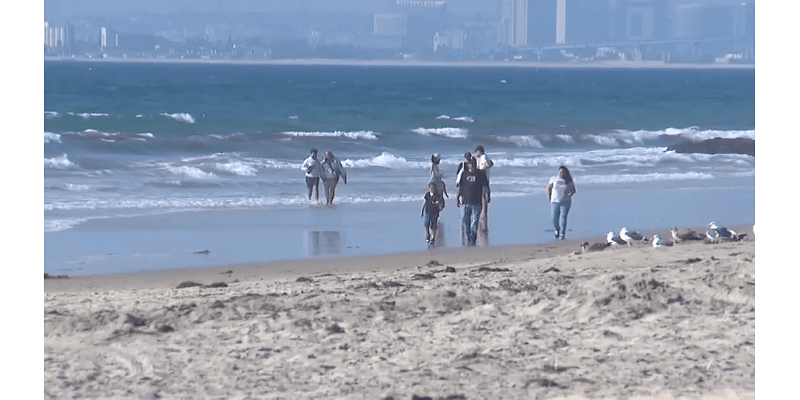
[620,227,647,247]
[708,221,740,242]
[670,227,704,243]
[581,241,611,254]
[652,234,674,248]
[607,231,627,248]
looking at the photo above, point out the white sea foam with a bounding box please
[411,127,468,138]
[137,132,155,138]
[160,112,196,124]
[165,165,217,179]
[44,111,60,119]
[69,112,109,119]
[44,218,89,232]
[436,115,474,123]
[495,135,544,148]
[215,161,258,176]
[343,152,426,169]
[45,154,75,169]
[44,132,62,143]
[279,130,379,140]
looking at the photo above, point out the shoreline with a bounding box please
[44,223,752,293]
[44,56,755,70]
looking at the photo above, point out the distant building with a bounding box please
[434,30,466,52]
[500,0,528,48]
[100,26,118,50]
[374,14,407,36]
[44,22,74,53]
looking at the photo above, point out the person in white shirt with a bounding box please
[301,149,320,202]
[474,145,493,232]
[546,166,577,240]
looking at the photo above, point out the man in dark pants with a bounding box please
[456,158,490,246]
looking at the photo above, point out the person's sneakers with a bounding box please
[425,234,431,243]
[554,231,560,239]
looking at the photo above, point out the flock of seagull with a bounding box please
[579,221,750,254]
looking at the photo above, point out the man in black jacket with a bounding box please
[456,158,490,246]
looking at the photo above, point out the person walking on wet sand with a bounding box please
[474,145,493,232]
[320,150,347,205]
[457,158,490,246]
[421,182,445,244]
[547,165,576,240]
[301,149,320,202]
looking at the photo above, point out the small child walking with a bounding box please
[421,182,445,244]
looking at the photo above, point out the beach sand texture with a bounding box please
[44,237,754,400]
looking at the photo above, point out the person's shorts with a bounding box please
[423,212,439,230]
[305,176,319,189]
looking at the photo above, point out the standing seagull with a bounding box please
[607,231,627,248]
[620,227,647,247]
[670,227,704,243]
[652,234,674,248]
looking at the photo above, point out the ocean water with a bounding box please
[44,61,755,275]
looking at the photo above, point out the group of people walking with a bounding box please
[301,149,347,205]
[301,146,576,246]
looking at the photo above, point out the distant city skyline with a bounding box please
[44,0,753,21]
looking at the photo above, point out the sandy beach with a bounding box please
[44,225,755,400]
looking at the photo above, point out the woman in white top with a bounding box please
[546,166,576,240]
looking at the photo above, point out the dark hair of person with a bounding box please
[310,149,318,155]
[559,166,574,184]
[463,152,471,159]
[475,145,485,153]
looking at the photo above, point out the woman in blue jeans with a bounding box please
[546,166,576,240]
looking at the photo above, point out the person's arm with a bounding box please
[421,198,426,217]
[547,182,553,201]
[568,182,576,197]
[484,175,491,203]
[338,160,347,184]
[456,182,463,207]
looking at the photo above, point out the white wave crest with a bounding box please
[436,115,474,123]
[137,132,155,138]
[412,127,468,138]
[160,112,196,124]
[215,162,257,176]
[495,135,543,148]
[279,130,379,140]
[343,152,426,169]
[44,132,62,143]
[69,112,109,119]
[45,154,74,169]
[44,111,60,119]
[165,165,217,179]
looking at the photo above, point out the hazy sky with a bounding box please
[44,0,749,21]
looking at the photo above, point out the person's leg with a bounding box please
[329,176,339,204]
[323,179,333,204]
[461,205,472,246]
[469,203,482,245]
[423,213,432,242]
[559,200,571,239]
[429,212,439,242]
[550,202,561,238]
[312,178,319,202]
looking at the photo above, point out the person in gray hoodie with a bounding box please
[320,150,347,205]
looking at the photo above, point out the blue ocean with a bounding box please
[44,61,755,275]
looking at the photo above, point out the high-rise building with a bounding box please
[44,22,74,53]
[374,14,407,37]
[100,27,118,51]
[500,0,528,48]
[556,0,565,44]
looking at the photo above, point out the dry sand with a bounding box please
[44,229,755,400]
